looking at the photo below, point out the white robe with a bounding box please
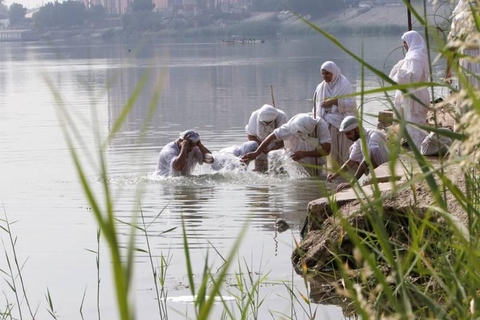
[245,104,288,160]
[274,113,332,176]
[389,31,430,149]
[349,129,390,168]
[245,104,288,141]
[313,61,356,168]
[154,141,203,176]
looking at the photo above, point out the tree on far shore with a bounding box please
[131,0,155,12]
[34,0,86,28]
[9,3,26,26]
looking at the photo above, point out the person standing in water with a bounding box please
[242,113,331,177]
[153,130,214,177]
[244,104,288,171]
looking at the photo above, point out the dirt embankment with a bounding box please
[316,4,443,28]
[249,3,449,30]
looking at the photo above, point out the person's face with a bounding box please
[321,69,333,83]
[403,40,409,51]
[345,128,360,141]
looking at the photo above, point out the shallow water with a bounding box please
[0,35,448,319]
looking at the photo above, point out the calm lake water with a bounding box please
[0,34,448,319]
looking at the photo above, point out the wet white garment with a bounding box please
[349,129,390,167]
[154,141,203,176]
[274,114,331,168]
[245,104,288,141]
[313,61,357,129]
[389,31,430,149]
[211,141,258,171]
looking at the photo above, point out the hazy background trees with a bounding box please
[8,3,26,26]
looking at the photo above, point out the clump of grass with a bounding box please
[292,0,480,318]
[0,210,36,320]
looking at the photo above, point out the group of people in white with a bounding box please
[154,57,392,193]
[154,0,480,193]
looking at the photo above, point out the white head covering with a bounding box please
[339,116,358,132]
[179,130,200,143]
[320,61,342,86]
[402,31,427,61]
[287,113,317,139]
[402,30,429,77]
[257,104,278,123]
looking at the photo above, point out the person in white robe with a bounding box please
[241,113,332,177]
[446,0,480,129]
[245,104,288,153]
[153,130,214,177]
[244,104,288,171]
[327,116,390,192]
[313,61,357,170]
[389,30,430,150]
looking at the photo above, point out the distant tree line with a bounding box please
[9,3,26,26]
[33,0,105,28]
[2,0,443,31]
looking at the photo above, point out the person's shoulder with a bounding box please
[276,109,288,121]
[368,128,387,139]
[317,117,328,126]
[251,108,262,116]
[160,141,178,152]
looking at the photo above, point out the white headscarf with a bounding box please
[402,31,427,61]
[314,61,357,128]
[287,113,317,139]
[402,30,430,77]
[179,130,200,143]
[257,104,278,123]
[320,61,343,93]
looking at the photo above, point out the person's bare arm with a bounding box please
[247,134,262,145]
[172,140,189,171]
[327,159,358,182]
[197,140,214,164]
[335,160,366,192]
[241,133,276,162]
[291,142,331,161]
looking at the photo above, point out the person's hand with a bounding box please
[336,182,351,192]
[326,173,336,182]
[290,151,305,161]
[180,139,190,149]
[241,152,257,163]
[321,99,335,108]
[203,153,214,164]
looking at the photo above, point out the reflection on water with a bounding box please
[138,168,330,252]
[310,274,356,319]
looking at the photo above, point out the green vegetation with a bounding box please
[290,0,480,318]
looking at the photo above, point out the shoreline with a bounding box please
[31,3,447,42]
